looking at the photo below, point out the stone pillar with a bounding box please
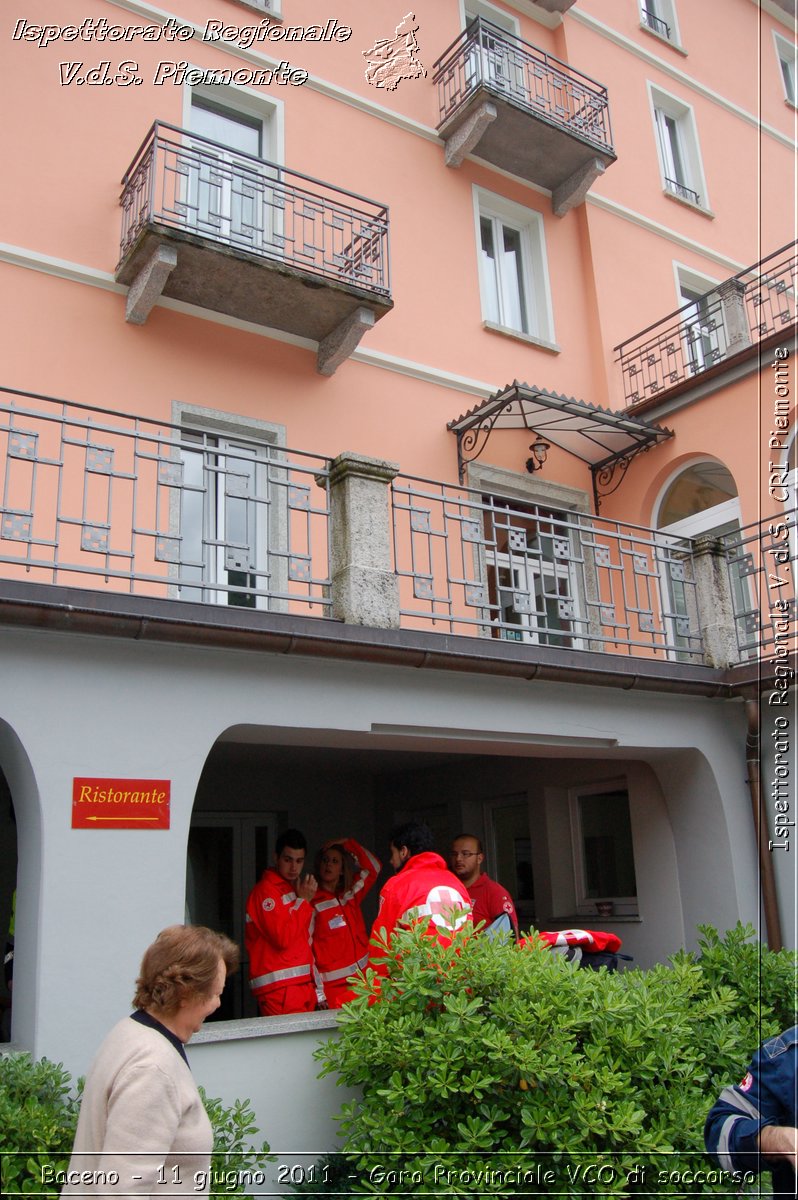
[717,278,751,356]
[324,452,400,628]
[690,535,739,668]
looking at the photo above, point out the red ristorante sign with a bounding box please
[72,778,171,829]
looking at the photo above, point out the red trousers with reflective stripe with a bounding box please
[256,981,316,1016]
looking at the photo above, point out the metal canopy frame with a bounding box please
[448,381,673,510]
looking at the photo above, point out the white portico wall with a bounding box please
[0,622,759,1140]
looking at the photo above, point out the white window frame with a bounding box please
[674,264,724,374]
[466,464,590,650]
[472,187,555,346]
[638,0,682,48]
[179,82,284,251]
[169,403,287,610]
[462,0,520,33]
[462,1,526,97]
[649,85,709,211]
[226,0,282,18]
[654,459,747,659]
[569,779,638,917]
[774,31,797,106]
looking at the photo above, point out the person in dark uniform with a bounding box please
[705,1025,797,1196]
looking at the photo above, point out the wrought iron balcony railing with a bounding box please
[118,121,391,299]
[640,9,672,39]
[434,17,614,154]
[2,388,791,671]
[722,511,797,662]
[664,176,700,206]
[616,241,798,407]
[0,387,332,613]
[391,475,704,661]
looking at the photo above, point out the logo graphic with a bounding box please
[262,897,276,912]
[363,12,426,91]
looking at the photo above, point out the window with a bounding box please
[178,432,270,608]
[187,95,277,253]
[466,465,590,649]
[474,189,554,343]
[639,0,680,45]
[463,1,525,98]
[656,460,750,658]
[650,88,707,208]
[169,405,286,610]
[486,502,580,648]
[679,279,722,374]
[570,782,638,916]
[775,33,797,105]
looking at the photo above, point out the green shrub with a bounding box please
[199,1088,274,1198]
[0,1052,272,1199]
[0,1053,80,1197]
[316,923,797,1196]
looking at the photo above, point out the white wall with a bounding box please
[0,623,760,1113]
[189,1014,355,1187]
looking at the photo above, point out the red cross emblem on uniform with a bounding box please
[426,885,470,932]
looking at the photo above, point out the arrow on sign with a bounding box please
[84,815,161,823]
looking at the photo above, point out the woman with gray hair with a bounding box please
[62,925,238,1197]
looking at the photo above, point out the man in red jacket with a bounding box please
[449,833,519,936]
[369,821,472,973]
[245,828,320,1016]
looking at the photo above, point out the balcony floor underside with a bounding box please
[439,88,616,193]
[0,578,764,700]
[116,224,393,342]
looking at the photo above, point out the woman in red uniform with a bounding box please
[311,837,381,1008]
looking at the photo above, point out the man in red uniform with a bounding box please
[449,833,519,936]
[369,821,471,974]
[245,828,320,1016]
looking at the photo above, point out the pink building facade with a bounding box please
[0,0,795,1160]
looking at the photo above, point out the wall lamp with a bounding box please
[525,435,550,473]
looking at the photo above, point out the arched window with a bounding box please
[656,460,746,659]
[656,460,740,535]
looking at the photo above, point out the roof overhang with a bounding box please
[448,381,673,509]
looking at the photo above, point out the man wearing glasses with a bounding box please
[450,834,519,937]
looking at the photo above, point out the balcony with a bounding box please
[616,241,798,408]
[1,387,792,676]
[115,122,393,375]
[433,18,616,216]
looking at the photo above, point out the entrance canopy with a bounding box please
[448,382,673,508]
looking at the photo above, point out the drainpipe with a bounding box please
[745,698,782,951]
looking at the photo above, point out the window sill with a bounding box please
[639,24,687,56]
[662,189,715,219]
[192,1009,339,1044]
[226,0,283,17]
[551,913,642,924]
[482,321,561,353]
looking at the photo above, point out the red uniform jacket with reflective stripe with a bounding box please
[311,839,381,1000]
[369,852,472,974]
[245,868,314,998]
[467,873,519,935]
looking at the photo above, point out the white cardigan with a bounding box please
[61,1017,213,1198]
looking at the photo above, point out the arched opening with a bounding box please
[656,459,740,535]
[0,720,41,1050]
[0,770,16,1042]
[654,459,745,658]
[184,727,689,1022]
